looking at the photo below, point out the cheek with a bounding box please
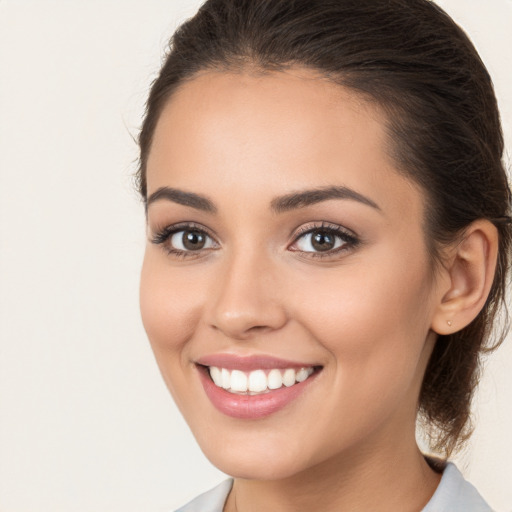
[279,263,434,457]
[290,255,434,388]
[139,251,211,415]
[139,251,203,358]
[299,237,432,332]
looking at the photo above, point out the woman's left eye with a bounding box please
[290,225,358,256]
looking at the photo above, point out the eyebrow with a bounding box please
[146,184,380,214]
[146,187,217,213]
[270,186,380,213]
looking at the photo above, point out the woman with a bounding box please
[137,0,511,510]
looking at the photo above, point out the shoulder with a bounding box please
[422,462,493,512]
[174,479,233,512]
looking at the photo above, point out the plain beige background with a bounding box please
[0,1,511,511]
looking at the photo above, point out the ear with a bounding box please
[430,220,499,335]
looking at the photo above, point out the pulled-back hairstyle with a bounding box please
[137,0,511,455]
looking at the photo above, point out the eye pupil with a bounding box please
[312,231,335,251]
[183,230,206,250]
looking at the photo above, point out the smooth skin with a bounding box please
[140,69,498,511]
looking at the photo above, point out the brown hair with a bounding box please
[137,0,511,456]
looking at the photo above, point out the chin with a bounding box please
[207,452,305,481]
[196,432,311,481]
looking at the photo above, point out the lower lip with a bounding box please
[197,366,319,419]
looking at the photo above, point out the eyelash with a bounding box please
[290,222,360,259]
[150,222,218,259]
[150,221,360,260]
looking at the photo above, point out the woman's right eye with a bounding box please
[170,229,216,251]
[151,225,218,257]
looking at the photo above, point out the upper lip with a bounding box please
[195,353,321,371]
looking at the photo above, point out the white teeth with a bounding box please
[208,366,316,394]
[267,369,283,390]
[210,366,222,387]
[230,370,248,392]
[296,367,310,382]
[283,368,296,387]
[221,368,230,389]
[248,370,267,393]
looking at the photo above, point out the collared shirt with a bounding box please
[175,463,493,512]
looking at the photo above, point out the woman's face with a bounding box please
[140,69,442,479]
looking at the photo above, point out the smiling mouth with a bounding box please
[203,365,319,395]
[196,357,323,418]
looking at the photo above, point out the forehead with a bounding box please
[146,68,423,220]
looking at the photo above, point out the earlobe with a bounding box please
[430,220,498,335]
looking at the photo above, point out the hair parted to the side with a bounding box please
[137,0,511,456]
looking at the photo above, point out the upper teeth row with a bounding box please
[209,366,314,394]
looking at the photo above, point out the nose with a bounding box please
[207,252,288,340]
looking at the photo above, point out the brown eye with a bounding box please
[182,230,206,250]
[311,230,336,251]
[168,229,216,252]
[291,225,357,256]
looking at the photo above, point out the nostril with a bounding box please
[249,325,271,332]
[210,322,272,340]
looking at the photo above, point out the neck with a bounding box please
[224,433,441,512]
